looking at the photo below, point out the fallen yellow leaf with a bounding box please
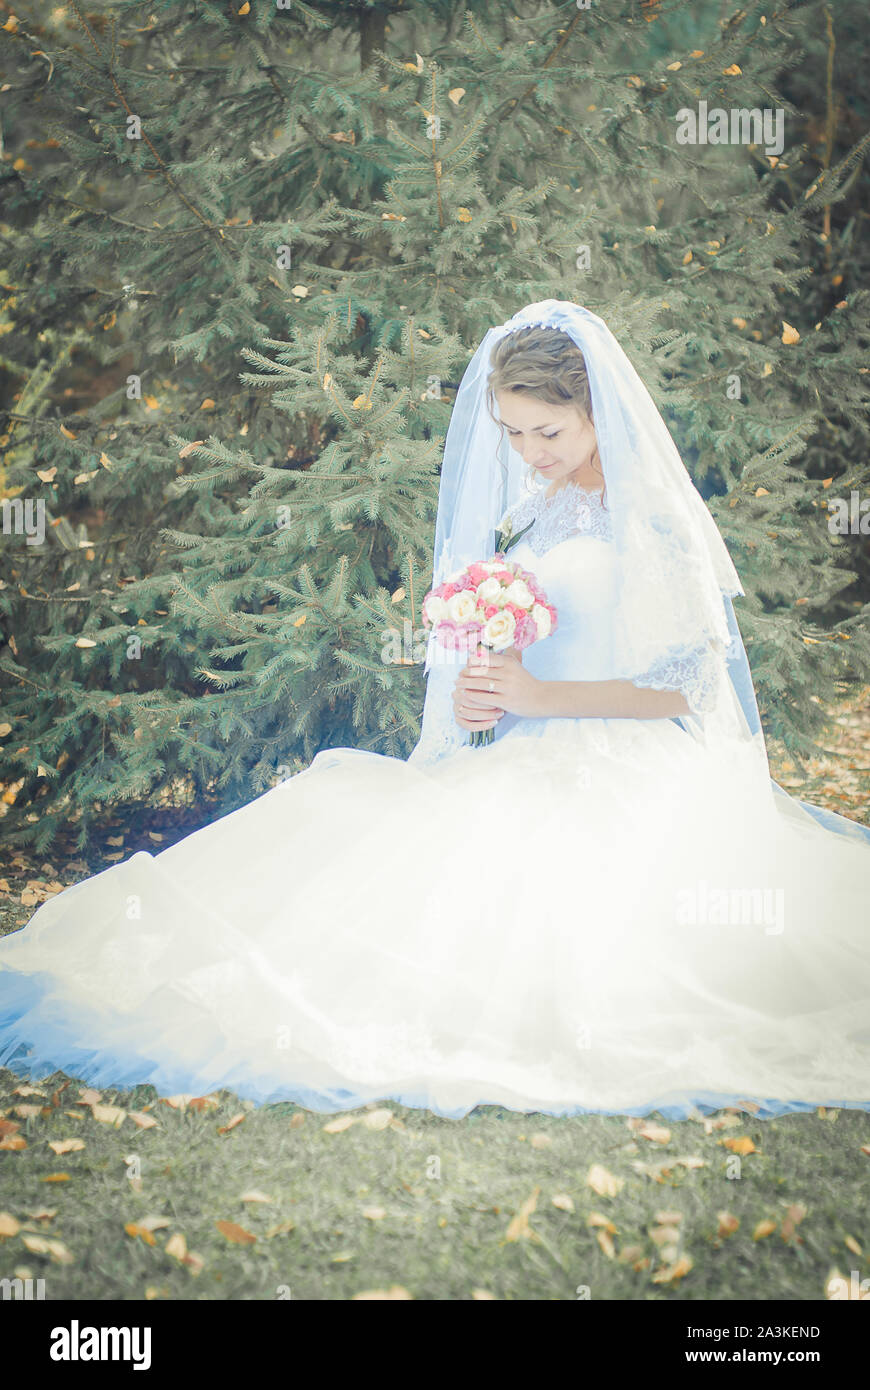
[504,1186,541,1243]
[215,1220,256,1245]
[721,1136,756,1155]
[351,1285,413,1300]
[323,1115,357,1134]
[587,1164,624,1197]
[753,1218,777,1240]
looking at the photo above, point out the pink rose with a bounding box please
[484,604,498,619]
[513,614,538,650]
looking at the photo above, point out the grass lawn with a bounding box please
[1,1075,868,1300]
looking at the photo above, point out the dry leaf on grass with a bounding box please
[21,1234,74,1264]
[587,1212,617,1233]
[720,1136,756,1155]
[617,1245,647,1269]
[128,1111,157,1130]
[26,1208,57,1222]
[587,1164,624,1197]
[215,1220,256,1245]
[163,1232,204,1274]
[650,1224,682,1247]
[322,1115,357,1133]
[137,1215,170,1233]
[780,1204,806,1242]
[634,1121,671,1144]
[361,1109,393,1131]
[504,1186,541,1243]
[631,1156,706,1182]
[351,1285,412,1300]
[265,1220,296,1239]
[596,1229,616,1259]
[702,1114,741,1134]
[217,1113,246,1135]
[92,1104,126,1127]
[753,1218,777,1240]
[48,1138,85,1155]
[125,1223,157,1246]
[652,1254,693,1283]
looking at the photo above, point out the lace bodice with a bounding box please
[500,480,612,553]
[500,480,718,717]
[410,481,721,768]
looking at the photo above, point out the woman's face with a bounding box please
[495,391,600,490]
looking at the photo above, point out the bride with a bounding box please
[1,300,869,1121]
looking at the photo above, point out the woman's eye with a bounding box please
[543,431,560,440]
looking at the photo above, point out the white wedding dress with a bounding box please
[1,482,869,1120]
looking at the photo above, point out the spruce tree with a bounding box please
[0,0,867,852]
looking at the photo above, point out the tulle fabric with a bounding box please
[1,713,869,1120]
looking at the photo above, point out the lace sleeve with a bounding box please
[632,642,720,715]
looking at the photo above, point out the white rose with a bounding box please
[483,609,516,651]
[424,594,449,624]
[446,590,477,624]
[476,576,502,603]
[503,578,535,610]
[481,560,503,573]
[531,602,552,639]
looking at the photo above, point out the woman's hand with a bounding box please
[453,646,546,728]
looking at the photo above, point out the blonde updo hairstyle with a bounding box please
[484,325,607,507]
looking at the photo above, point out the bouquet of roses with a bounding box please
[421,527,558,747]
